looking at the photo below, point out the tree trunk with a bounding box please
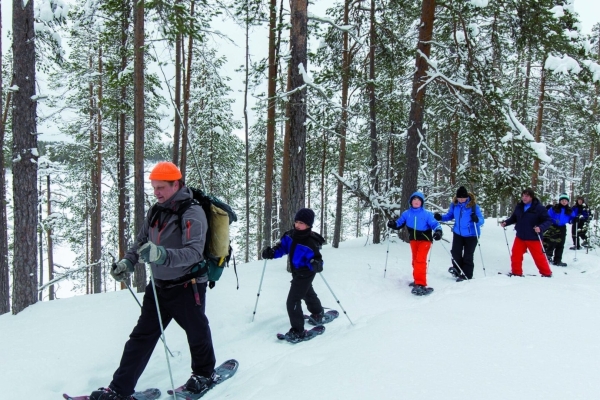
[180,1,194,179]
[400,0,435,242]
[11,0,38,313]
[288,0,308,217]
[46,175,55,300]
[133,0,147,292]
[320,129,327,238]
[369,0,380,244]
[332,0,350,249]
[0,0,9,315]
[279,61,292,233]
[531,56,546,189]
[0,27,9,313]
[243,3,251,261]
[262,0,278,257]
[118,0,129,290]
[172,22,182,166]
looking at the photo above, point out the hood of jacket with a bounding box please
[408,191,426,208]
[452,192,477,208]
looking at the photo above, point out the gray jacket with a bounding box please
[125,187,208,285]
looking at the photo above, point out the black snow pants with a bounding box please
[286,271,323,332]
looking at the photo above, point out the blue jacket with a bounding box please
[272,228,325,273]
[547,204,574,227]
[572,204,590,223]
[440,193,484,237]
[392,191,442,241]
[504,198,552,241]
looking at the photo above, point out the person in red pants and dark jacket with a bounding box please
[501,188,553,277]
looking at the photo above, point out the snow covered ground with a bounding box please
[1,221,599,399]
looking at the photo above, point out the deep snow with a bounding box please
[1,221,599,399]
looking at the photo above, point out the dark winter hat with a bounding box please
[456,186,469,198]
[521,188,535,198]
[294,208,315,227]
[559,193,569,202]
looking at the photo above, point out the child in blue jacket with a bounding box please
[388,191,443,296]
[261,208,326,341]
[544,193,574,266]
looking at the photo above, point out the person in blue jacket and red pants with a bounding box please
[501,188,553,277]
[388,191,443,296]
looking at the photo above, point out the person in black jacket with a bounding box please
[261,208,326,341]
[570,196,590,249]
[500,188,553,277]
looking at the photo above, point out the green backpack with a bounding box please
[149,187,238,289]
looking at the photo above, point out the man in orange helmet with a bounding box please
[90,162,218,400]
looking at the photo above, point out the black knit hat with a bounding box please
[294,208,315,227]
[456,186,469,198]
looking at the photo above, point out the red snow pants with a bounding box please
[410,240,432,286]
[511,237,553,277]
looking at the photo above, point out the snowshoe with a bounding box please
[448,266,460,278]
[411,285,434,296]
[305,310,339,326]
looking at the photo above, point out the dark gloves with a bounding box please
[434,213,442,221]
[387,219,397,229]
[433,230,443,241]
[138,241,167,264]
[470,213,479,223]
[261,246,275,259]
[110,259,134,282]
[310,259,324,273]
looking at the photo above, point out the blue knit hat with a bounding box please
[294,208,315,227]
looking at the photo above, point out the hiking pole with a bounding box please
[125,281,175,358]
[473,222,486,276]
[383,229,391,278]
[142,252,177,398]
[502,227,512,258]
[318,272,353,325]
[437,240,468,279]
[252,259,268,322]
[573,220,578,262]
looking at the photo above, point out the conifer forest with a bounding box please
[1,0,599,314]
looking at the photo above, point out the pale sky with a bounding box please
[573,0,600,34]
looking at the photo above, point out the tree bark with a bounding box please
[0,23,8,312]
[172,8,182,167]
[11,0,38,313]
[368,0,380,244]
[46,175,55,300]
[279,61,292,233]
[262,0,278,256]
[243,3,251,261]
[332,0,350,248]
[400,0,436,243]
[118,0,130,290]
[288,0,308,218]
[133,0,147,292]
[180,1,194,179]
[531,56,546,189]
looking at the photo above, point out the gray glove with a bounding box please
[138,241,167,264]
[111,259,134,282]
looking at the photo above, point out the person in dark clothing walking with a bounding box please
[570,196,590,249]
[434,186,484,281]
[501,188,553,277]
[90,162,217,400]
[544,193,573,267]
[261,208,326,341]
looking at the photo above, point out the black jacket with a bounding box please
[504,198,552,241]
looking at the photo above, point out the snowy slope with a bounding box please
[1,221,599,400]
